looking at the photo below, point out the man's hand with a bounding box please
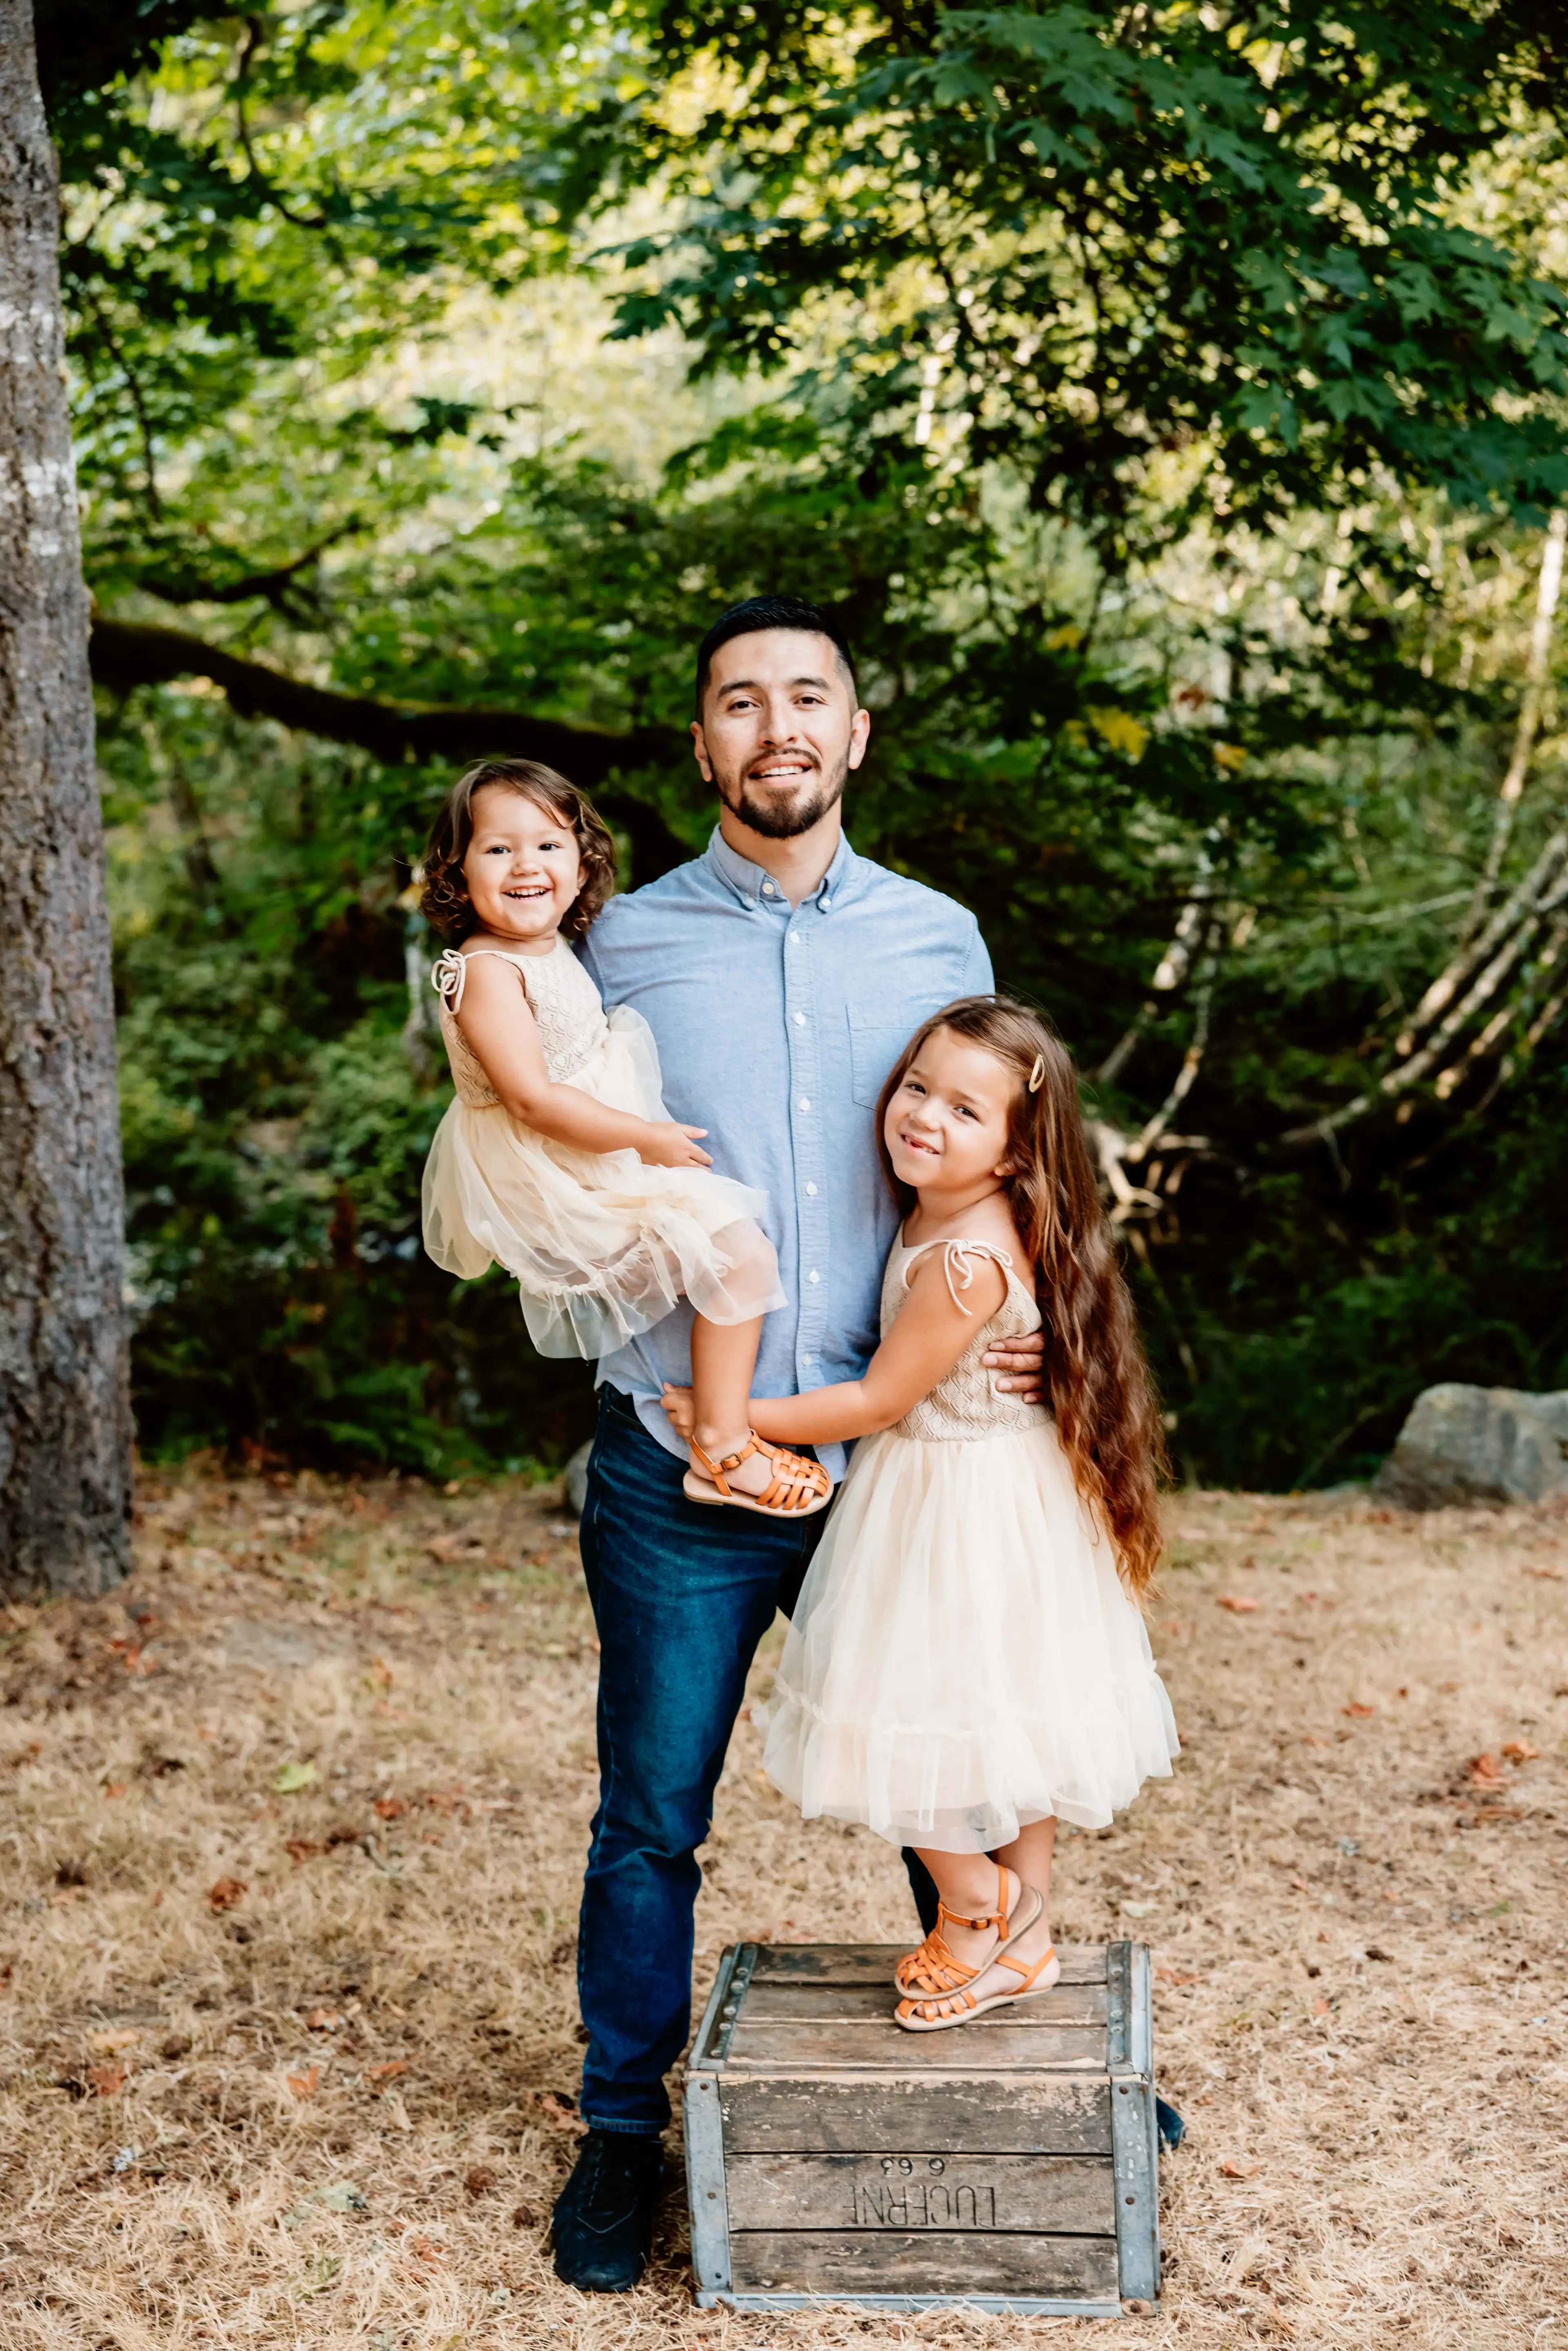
[660,1384,697,1441]
[983,1327,1046,1405]
[638,1123,713,1170]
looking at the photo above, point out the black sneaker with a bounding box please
[550,2128,666,2291]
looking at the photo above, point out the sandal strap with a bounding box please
[997,1941,1056,1982]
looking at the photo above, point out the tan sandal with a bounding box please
[896,1936,1060,2032]
[683,1431,831,1519]
[893,1862,1043,1997]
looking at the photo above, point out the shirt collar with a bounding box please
[704,825,860,912]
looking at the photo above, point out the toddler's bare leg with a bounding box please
[689,1312,762,1464]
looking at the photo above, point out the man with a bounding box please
[554,595,1045,2289]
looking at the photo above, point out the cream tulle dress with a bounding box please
[421,939,784,1359]
[758,1235,1179,1849]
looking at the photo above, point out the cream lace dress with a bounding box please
[758,1235,1179,1849]
[421,938,784,1359]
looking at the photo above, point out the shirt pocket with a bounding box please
[849,1005,938,1108]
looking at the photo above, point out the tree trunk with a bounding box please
[0,0,131,1597]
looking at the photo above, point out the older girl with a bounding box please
[665,995,1178,2026]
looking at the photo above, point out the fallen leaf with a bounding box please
[161,2034,192,2060]
[532,2089,586,2134]
[102,1782,127,1799]
[1313,1997,1332,2016]
[1220,2160,1262,2180]
[1289,1875,1310,1892]
[1503,1740,1540,1763]
[511,2202,537,2229]
[373,1797,405,1820]
[208,1877,247,1912]
[424,1534,462,1562]
[1365,1945,1394,1962]
[306,2008,343,2031]
[285,1838,323,1864]
[1216,1593,1260,1613]
[286,2065,321,2098]
[1156,1965,1199,1986]
[407,2235,443,2266]
[1343,1703,1375,1718]
[87,2029,140,2054]
[1525,1566,1564,1581]
[424,1789,470,1816]
[274,1761,318,1795]
[464,2164,497,2199]
[367,2059,409,2085]
[1470,1754,1505,1785]
[369,1656,395,1692]
[88,2064,127,2097]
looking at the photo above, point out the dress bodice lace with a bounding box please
[882,1236,1049,1442]
[432,939,606,1103]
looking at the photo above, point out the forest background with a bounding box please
[52,0,1568,1492]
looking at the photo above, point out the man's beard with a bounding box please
[716,755,848,841]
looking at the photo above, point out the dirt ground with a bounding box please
[1,1468,1566,2349]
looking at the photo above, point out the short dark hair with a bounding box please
[694,595,857,711]
[420,759,617,943]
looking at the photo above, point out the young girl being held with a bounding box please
[420,758,827,1519]
[664,996,1178,2026]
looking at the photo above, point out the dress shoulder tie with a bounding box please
[900,1237,1016,1315]
[431,946,533,1016]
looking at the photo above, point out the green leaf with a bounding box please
[274,1760,318,1794]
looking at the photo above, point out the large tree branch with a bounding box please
[88,615,692,878]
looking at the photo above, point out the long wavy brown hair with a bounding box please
[419,760,617,943]
[876,996,1166,1594]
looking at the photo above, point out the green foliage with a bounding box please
[57,2,1568,1484]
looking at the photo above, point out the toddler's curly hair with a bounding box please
[419,760,617,943]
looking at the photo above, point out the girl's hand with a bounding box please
[660,1384,697,1441]
[639,1123,713,1170]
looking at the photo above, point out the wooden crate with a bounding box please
[683,1940,1158,2317]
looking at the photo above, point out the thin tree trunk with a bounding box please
[0,0,131,1597]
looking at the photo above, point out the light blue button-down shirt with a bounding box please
[579,827,993,1478]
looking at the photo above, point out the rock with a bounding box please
[1375,1384,1568,1510]
[564,1439,593,1518]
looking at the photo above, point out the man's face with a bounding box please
[692,628,870,840]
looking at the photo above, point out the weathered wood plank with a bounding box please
[727,2229,1122,2298]
[748,1943,1107,1988]
[725,2152,1116,2235]
[739,1981,1108,2030]
[720,2075,1113,2155]
[725,2021,1107,2072]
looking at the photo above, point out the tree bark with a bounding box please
[0,0,131,1598]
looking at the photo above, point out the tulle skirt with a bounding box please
[421,1003,784,1359]
[758,1420,1179,1850]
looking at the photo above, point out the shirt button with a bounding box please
[808,1269,821,1285]
[802,1353,815,1367]
[798,1096,811,1112]
[762,880,775,896]
[793,1012,806,1027]
[805,1181,818,1197]
[788,931,800,944]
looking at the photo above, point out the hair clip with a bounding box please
[1028,1053,1046,1094]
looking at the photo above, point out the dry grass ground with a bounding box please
[2,1469,1566,2349]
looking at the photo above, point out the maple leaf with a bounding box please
[287,2065,321,2098]
[208,1876,247,1912]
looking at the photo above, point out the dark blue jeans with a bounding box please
[575,1388,941,2135]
